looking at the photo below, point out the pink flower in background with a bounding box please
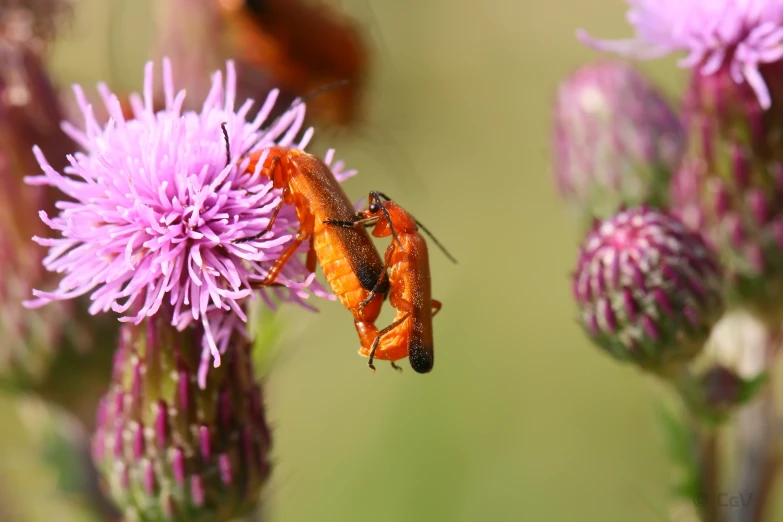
[24,59,354,387]
[577,0,783,109]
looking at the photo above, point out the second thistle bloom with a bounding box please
[552,61,684,223]
[25,59,350,386]
[572,207,724,372]
[577,0,783,110]
[580,0,783,320]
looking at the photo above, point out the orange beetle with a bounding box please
[326,192,456,373]
[229,140,389,345]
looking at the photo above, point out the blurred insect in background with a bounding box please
[217,0,368,127]
[326,192,457,373]
[215,0,426,198]
[226,131,391,353]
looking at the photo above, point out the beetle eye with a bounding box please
[369,203,378,212]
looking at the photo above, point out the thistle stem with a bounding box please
[666,364,724,522]
[697,427,724,522]
[731,327,779,522]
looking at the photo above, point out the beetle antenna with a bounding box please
[221,122,231,166]
[372,192,455,263]
[413,218,458,264]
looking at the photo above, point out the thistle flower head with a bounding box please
[92,312,271,521]
[572,207,724,371]
[552,60,684,221]
[577,0,783,109]
[25,59,353,387]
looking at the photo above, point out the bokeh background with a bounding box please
[2,0,781,521]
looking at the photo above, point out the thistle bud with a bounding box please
[552,61,685,223]
[572,207,724,372]
[92,313,271,521]
[672,63,783,322]
[579,4,783,319]
[0,2,117,407]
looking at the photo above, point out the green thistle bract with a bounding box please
[92,314,271,522]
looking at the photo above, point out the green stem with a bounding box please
[697,428,724,522]
[665,364,724,522]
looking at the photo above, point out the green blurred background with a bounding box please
[4,0,781,521]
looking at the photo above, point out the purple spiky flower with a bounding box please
[578,1,783,319]
[92,311,271,520]
[24,59,353,387]
[573,207,724,372]
[577,0,783,110]
[552,60,685,223]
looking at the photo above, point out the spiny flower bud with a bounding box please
[552,61,685,223]
[572,207,724,372]
[578,0,783,321]
[92,313,271,521]
[0,3,117,405]
[671,64,783,321]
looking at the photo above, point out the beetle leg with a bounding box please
[235,156,286,244]
[367,312,409,371]
[305,234,317,273]
[251,204,315,288]
[324,216,378,228]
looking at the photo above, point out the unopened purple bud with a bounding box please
[572,207,724,371]
[552,61,684,223]
[0,3,118,416]
[579,0,783,322]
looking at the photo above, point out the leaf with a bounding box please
[656,401,701,501]
[737,372,767,404]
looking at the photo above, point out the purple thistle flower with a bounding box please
[572,206,724,372]
[552,60,685,223]
[577,0,783,109]
[24,59,353,388]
